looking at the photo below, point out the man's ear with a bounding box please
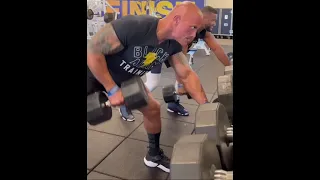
[173,15,181,25]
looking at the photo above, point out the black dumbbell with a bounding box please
[87,9,95,20]
[87,9,105,20]
[217,142,233,171]
[162,84,191,103]
[104,13,115,23]
[87,76,149,125]
[87,91,112,126]
[87,9,115,23]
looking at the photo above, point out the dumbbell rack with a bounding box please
[87,0,119,40]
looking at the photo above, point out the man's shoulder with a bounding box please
[111,15,159,39]
[114,15,159,26]
[131,14,159,21]
[109,15,160,46]
[197,29,207,39]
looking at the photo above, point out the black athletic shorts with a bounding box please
[150,64,162,74]
[87,67,124,96]
[87,67,104,95]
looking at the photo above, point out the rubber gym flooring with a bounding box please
[87,39,233,180]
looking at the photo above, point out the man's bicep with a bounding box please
[168,52,191,79]
[204,32,219,51]
[182,45,189,54]
[87,23,124,55]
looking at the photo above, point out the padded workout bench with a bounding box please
[192,39,211,56]
[187,39,211,66]
[187,48,197,66]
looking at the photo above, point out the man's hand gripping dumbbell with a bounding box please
[162,84,192,103]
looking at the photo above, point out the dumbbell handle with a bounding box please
[226,127,233,142]
[101,101,111,108]
[178,92,192,99]
[101,101,127,108]
[176,85,191,99]
[214,170,233,180]
[101,100,131,108]
[226,133,233,142]
[173,91,192,100]
[163,85,192,103]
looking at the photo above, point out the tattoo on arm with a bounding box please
[170,52,208,104]
[169,52,190,68]
[169,52,191,79]
[87,23,124,55]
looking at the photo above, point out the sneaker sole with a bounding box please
[166,108,189,116]
[144,157,170,173]
[118,108,135,122]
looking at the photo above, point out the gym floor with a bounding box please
[87,39,233,180]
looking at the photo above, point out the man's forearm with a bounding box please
[87,54,116,91]
[169,52,208,104]
[181,71,208,104]
[175,74,183,84]
[175,45,189,85]
[212,47,230,66]
[204,33,230,66]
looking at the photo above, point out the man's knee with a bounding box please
[147,99,161,116]
[140,97,161,119]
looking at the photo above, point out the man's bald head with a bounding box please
[162,1,203,46]
[167,1,203,20]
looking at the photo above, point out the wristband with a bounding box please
[178,84,184,88]
[107,85,120,97]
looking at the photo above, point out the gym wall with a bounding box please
[205,0,233,35]
[105,0,205,18]
[104,0,233,17]
[102,0,232,36]
[205,0,233,8]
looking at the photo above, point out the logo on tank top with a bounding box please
[142,52,157,67]
[119,45,170,76]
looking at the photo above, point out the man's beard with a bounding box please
[205,25,212,32]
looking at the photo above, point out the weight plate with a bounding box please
[171,134,222,180]
[224,65,233,75]
[217,142,233,171]
[87,9,94,20]
[104,12,115,23]
[87,91,112,125]
[195,103,231,145]
[163,85,178,103]
[121,76,149,110]
[217,74,233,119]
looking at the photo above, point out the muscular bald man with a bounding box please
[120,6,231,120]
[87,2,208,172]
